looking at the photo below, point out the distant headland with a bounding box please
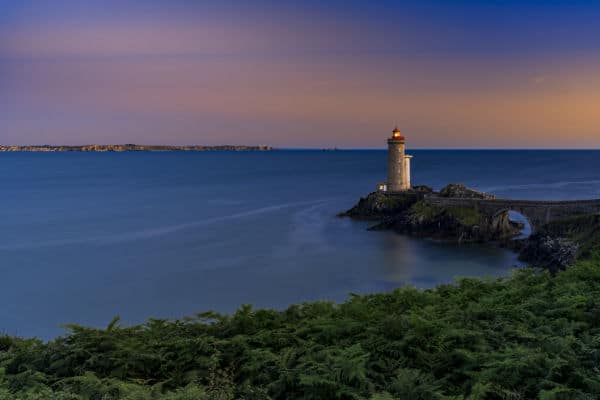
[0,144,274,152]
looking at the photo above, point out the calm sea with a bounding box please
[1,150,599,339]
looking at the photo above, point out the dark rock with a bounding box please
[338,191,420,219]
[388,201,521,243]
[411,185,434,194]
[340,187,519,243]
[367,217,398,231]
[439,183,496,199]
[519,234,579,274]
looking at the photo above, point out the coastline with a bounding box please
[0,144,274,152]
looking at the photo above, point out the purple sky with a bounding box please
[2,0,600,148]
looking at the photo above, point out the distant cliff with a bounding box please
[0,144,274,152]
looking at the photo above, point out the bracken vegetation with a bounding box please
[2,252,600,400]
[4,212,600,400]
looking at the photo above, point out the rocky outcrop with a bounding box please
[340,185,521,243]
[338,191,421,219]
[0,145,274,152]
[516,213,600,272]
[439,183,496,199]
[411,185,435,194]
[375,201,522,242]
[519,235,579,274]
[341,184,600,272]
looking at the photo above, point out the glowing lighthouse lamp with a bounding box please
[392,127,404,139]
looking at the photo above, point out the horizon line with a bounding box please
[2,144,600,151]
[280,147,600,151]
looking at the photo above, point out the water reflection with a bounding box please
[378,231,522,288]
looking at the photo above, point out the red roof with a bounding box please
[391,127,405,140]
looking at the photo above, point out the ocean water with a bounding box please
[1,150,599,339]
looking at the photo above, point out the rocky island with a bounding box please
[340,183,600,273]
[0,144,274,152]
[340,183,523,242]
[343,127,600,273]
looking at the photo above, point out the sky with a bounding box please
[1,0,600,148]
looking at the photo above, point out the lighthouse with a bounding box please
[378,127,412,192]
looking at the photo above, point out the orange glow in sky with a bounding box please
[1,1,600,148]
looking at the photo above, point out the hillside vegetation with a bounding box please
[2,252,600,399]
[3,209,600,399]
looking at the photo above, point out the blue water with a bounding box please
[1,150,599,339]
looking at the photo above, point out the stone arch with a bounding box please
[488,207,532,239]
[422,196,600,234]
[494,205,543,233]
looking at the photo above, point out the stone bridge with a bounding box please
[422,196,600,232]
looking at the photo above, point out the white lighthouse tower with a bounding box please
[377,127,412,192]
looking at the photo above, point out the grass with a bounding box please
[408,201,442,222]
[445,207,483,226]
[409,201,483,227]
